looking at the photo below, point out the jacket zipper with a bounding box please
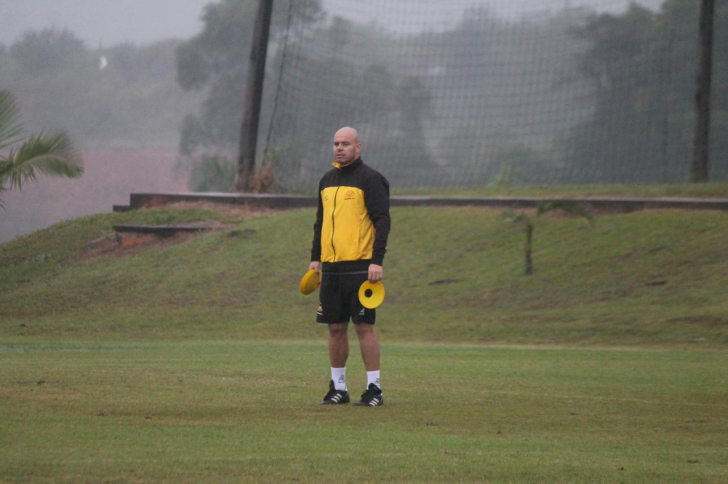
[331,186,340,261]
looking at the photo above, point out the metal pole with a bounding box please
[691,0,715,183]
[235,0,274,192]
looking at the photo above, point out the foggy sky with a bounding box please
[0,0,210,47]
[0,0,665,48]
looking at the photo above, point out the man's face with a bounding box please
[333,130,361,165]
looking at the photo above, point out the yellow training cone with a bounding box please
[299,269,321,295]
[359,281,385,309]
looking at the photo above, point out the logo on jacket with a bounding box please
[344,189,356,200]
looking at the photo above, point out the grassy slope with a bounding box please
[0,204,727,346]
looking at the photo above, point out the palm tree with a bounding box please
[513,200,594,275]
[0,90,83,208]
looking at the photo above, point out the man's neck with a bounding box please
[334,157,361,169]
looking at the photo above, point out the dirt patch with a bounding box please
[77,230,210,261]
[74,201,283,262]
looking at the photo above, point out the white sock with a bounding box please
[331,367,347,391]
[367,370,381,389]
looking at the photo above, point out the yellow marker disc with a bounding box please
[299,269,321,295]
[359,281,385,309]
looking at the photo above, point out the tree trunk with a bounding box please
[525,221,533,276]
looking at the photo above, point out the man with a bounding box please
[309,126,391,407]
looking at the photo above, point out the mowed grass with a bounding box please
[1,340,726,484]
[0,201,727,482]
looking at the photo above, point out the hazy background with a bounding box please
[0,0,663,47]
[0,0,708,243]
[0,0,211,46]
[1,0,211,243]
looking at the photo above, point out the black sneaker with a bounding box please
[353,383,384,407]
[319,380,350,405]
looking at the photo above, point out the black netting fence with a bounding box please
[256,0,727,191]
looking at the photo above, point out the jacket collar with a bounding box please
[332,157,363,170]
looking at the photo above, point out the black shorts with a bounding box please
[317,271,376,324]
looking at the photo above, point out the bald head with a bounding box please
[335,127,360,143]
[333,126,362,165]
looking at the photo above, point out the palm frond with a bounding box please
[0,90,24,151]
[0,132,83,191]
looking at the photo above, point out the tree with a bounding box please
[564,1,728,183]
[0,91,83,208]
[565,4,661,183]
[397,75,434,166]
[176,0,322,190]
[10,28,85,74]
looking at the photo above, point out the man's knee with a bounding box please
[353,322,375,338]
[328,322,348,338]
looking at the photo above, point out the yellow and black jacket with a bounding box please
[311,158,390,273]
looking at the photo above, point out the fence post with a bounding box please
[235,0,274,192]
[691,0,715,183]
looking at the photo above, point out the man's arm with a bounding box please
[364,173,390,282]
[310,185,323,271]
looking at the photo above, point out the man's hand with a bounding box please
[309,261,320,273]
[368,264,383,283]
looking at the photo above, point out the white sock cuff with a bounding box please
[331,367,347,390]
[367,370,381,389]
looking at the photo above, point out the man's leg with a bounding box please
[328,322,349,368]
[353,323,383,406]
[320,322,351,405]
[354,323,379,371]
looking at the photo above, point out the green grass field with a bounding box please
[1,199,727,482]
[2,340,726,483]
